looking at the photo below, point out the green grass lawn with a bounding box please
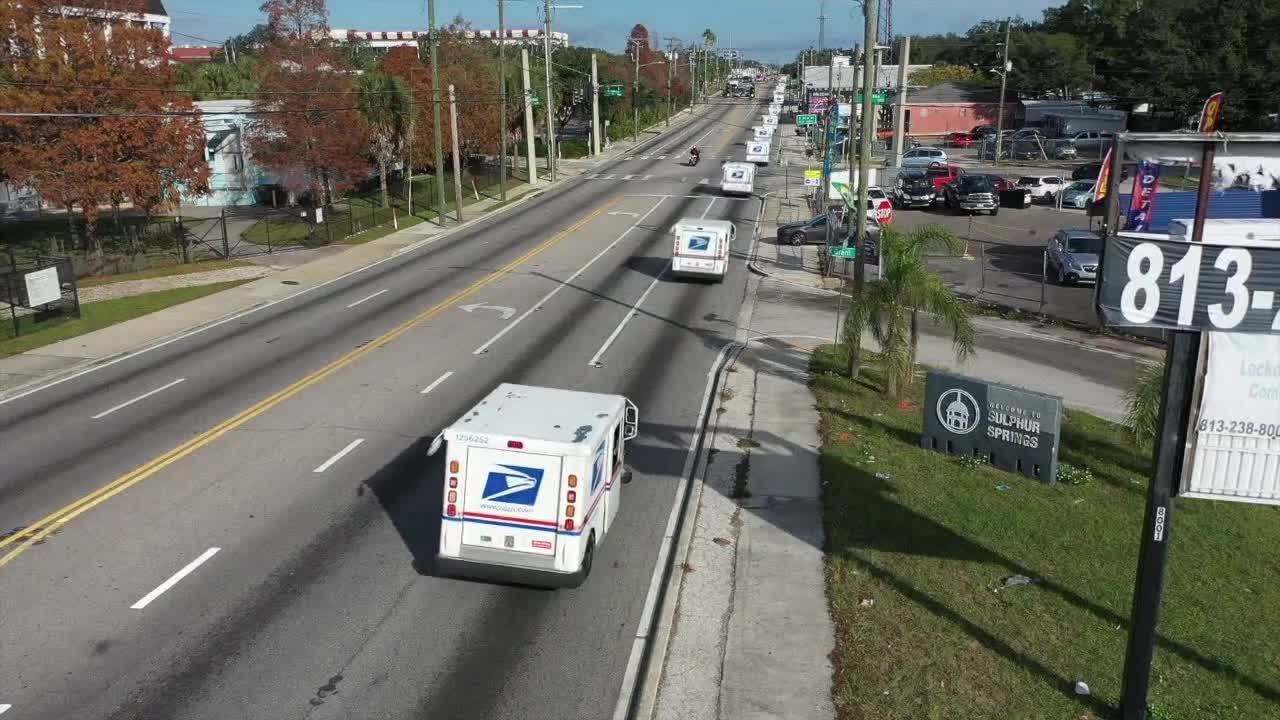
[811,345,1280,720]
[77,259,255,288]
[1,281,249,357]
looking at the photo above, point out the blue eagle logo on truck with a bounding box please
[482,464,545,505]
[688,234,711,251]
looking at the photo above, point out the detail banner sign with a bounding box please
[1183,333,1280,505]
[1126,160,1162,231]
[922,371,1063,484]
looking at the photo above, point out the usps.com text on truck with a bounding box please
[430,384,638,588]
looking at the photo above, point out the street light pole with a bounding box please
[632,39,640,142]
[994,17,1011,164]
[853,0,879,297]
[427,0,447,224]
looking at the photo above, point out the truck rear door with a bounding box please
[461,446,562,557]
[675,230,721,272]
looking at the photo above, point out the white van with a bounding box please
[721,161,756,195]
[671,219,736,281]
[431,383,638,588]
[753,125,774,140]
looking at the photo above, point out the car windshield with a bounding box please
[1064,235,1103,254]
[1017,177,1040,185]
[957,177,992,191]
[1068,181,1094,192]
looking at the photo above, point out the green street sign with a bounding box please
[830,246,858,258]
[796,114,818,126]
[604,85,625,97]
[530,95,540,107]
[855,92,889,104]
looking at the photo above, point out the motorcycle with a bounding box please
[689,152,700,167]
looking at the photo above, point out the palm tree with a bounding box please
[1123,359,1165,444]
[845,224,976,398]
[356,72,414,208]
[701,28,717,48]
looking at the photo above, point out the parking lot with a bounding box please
[890,194,1103,327]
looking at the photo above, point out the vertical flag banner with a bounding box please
[1125,160,1162,231]
[1198,91,1226,133]
[1092,146,1115,204]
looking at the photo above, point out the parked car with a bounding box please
[1017,175,1066,203]
[943,175,999,215]
[971,125,997,138]
[945,132,977,148]
[925,164,966,195]
[1060,180,1097,209]
[970,174,1032,208]
[892,169,936,209]
[1070,131,1116,154]
[1046,228,1102,285]
[901,147,948,168]
[777,215,838,246]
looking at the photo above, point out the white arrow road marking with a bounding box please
[91,378,185,420]
[314,438,365,474]
[698,178,710,185]
[609,211,641,218]
[0,704,11,715]
[642,175,653,181]
[623,174,638,180]
[130,547,220,610]
[420,371,453,395]
[459,303,517,320]
[656,155,668,160]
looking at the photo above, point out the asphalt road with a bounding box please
[0,96,765,720]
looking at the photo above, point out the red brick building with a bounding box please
[896,82,1018,138]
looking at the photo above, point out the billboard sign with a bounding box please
[1182,333,1280,505]
[808,93,830,115]
[922,372,1063,483]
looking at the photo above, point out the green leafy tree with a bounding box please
[356,72,414,208]
[845,225,975,396]
[1124,360,1166,445]
[175,58,261,99]
[1009,31,1093,98]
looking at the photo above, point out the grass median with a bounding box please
[1,280,249,358]
[811,345,1280,720]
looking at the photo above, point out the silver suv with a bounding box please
[1046,228,1102,285]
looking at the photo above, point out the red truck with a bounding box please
[925,164,966,194]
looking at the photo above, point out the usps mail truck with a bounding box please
[671,219,735,281]
[746,141,771,165]
[431,384,638,587]
[721,161,755,196]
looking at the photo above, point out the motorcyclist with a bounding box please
[689,146,701,163]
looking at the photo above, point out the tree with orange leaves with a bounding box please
[0,0,209,249]
[246,0,371,206]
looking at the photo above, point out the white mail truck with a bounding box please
[671,219,735,281]
[430,384,638,588]
[746,141,771,165]
[721,161,756,195]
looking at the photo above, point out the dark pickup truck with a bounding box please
[943,176,1000,215]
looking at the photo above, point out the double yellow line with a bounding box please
[0,196,622,569]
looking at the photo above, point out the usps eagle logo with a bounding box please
[481,464,545,506]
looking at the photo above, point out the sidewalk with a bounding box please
[0,108,706,398]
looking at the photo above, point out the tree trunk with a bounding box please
[379,157,389,208]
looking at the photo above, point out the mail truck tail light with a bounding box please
[567,474,578,488]
[507,440,524,449]
[448,477,457,488]
[565,505,575,518]
[447,491,457,503]
[446,504,457,517]
[567,491,577,503]
[564,519,575,531]
[449,460,460,474]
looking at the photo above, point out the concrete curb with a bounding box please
[0,107,720,404]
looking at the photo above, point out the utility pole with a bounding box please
[632,39,640,142]
[591,52,601,155]
[853,0,879,298]
[406,66,415,216]
[497,0,508,201]
[542,0,557,181]
[817,0,827,51]
[448,84,464,223]
[994,17,1011,164]
[427,0,447,224]
[689,51,695,110]
[522,47,538,184]
[665,37,677,127]
[892,35,910,167]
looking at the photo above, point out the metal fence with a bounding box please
[1,251,79,339]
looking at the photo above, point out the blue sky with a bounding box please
[165,0,1062,61]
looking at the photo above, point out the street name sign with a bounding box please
[796,114,818,126]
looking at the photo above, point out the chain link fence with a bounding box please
[1,250,79,339]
